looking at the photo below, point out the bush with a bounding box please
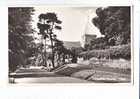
[109,44,131,59]
[80,44,131,60]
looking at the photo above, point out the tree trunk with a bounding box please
[44,38,47,67]
[50,33,55,68]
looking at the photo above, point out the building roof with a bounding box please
[84,34,97,38]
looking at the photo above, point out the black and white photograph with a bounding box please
[8,6,132,84]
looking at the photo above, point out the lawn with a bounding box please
[55,58,131,83]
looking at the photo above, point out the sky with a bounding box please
[31,7,102,42]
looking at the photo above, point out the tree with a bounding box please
[92,7,130,46]
[70,47,78,63]
[37,13,62,68]
[9,7,35,72]
[90,37,107,49]
[53,39,69,66]
[27,42,46,66]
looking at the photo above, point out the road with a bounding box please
[9,67,91,83]
[13,77,90,83]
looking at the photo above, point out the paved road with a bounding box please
[9,68,90,83]
[13,77,90,83]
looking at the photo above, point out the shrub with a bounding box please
[80,44,131,60]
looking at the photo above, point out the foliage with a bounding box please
[89,37,107,50]
[53,39,65,56]
[80,44,131,60]
[53,39,67,66]
[9,7,35,72]
[92,7,130,46]
[26,42,46,66]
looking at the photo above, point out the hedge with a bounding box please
[80,44,131,60]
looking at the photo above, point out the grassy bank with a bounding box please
[55,58,131,83]
[80,44,131,60]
